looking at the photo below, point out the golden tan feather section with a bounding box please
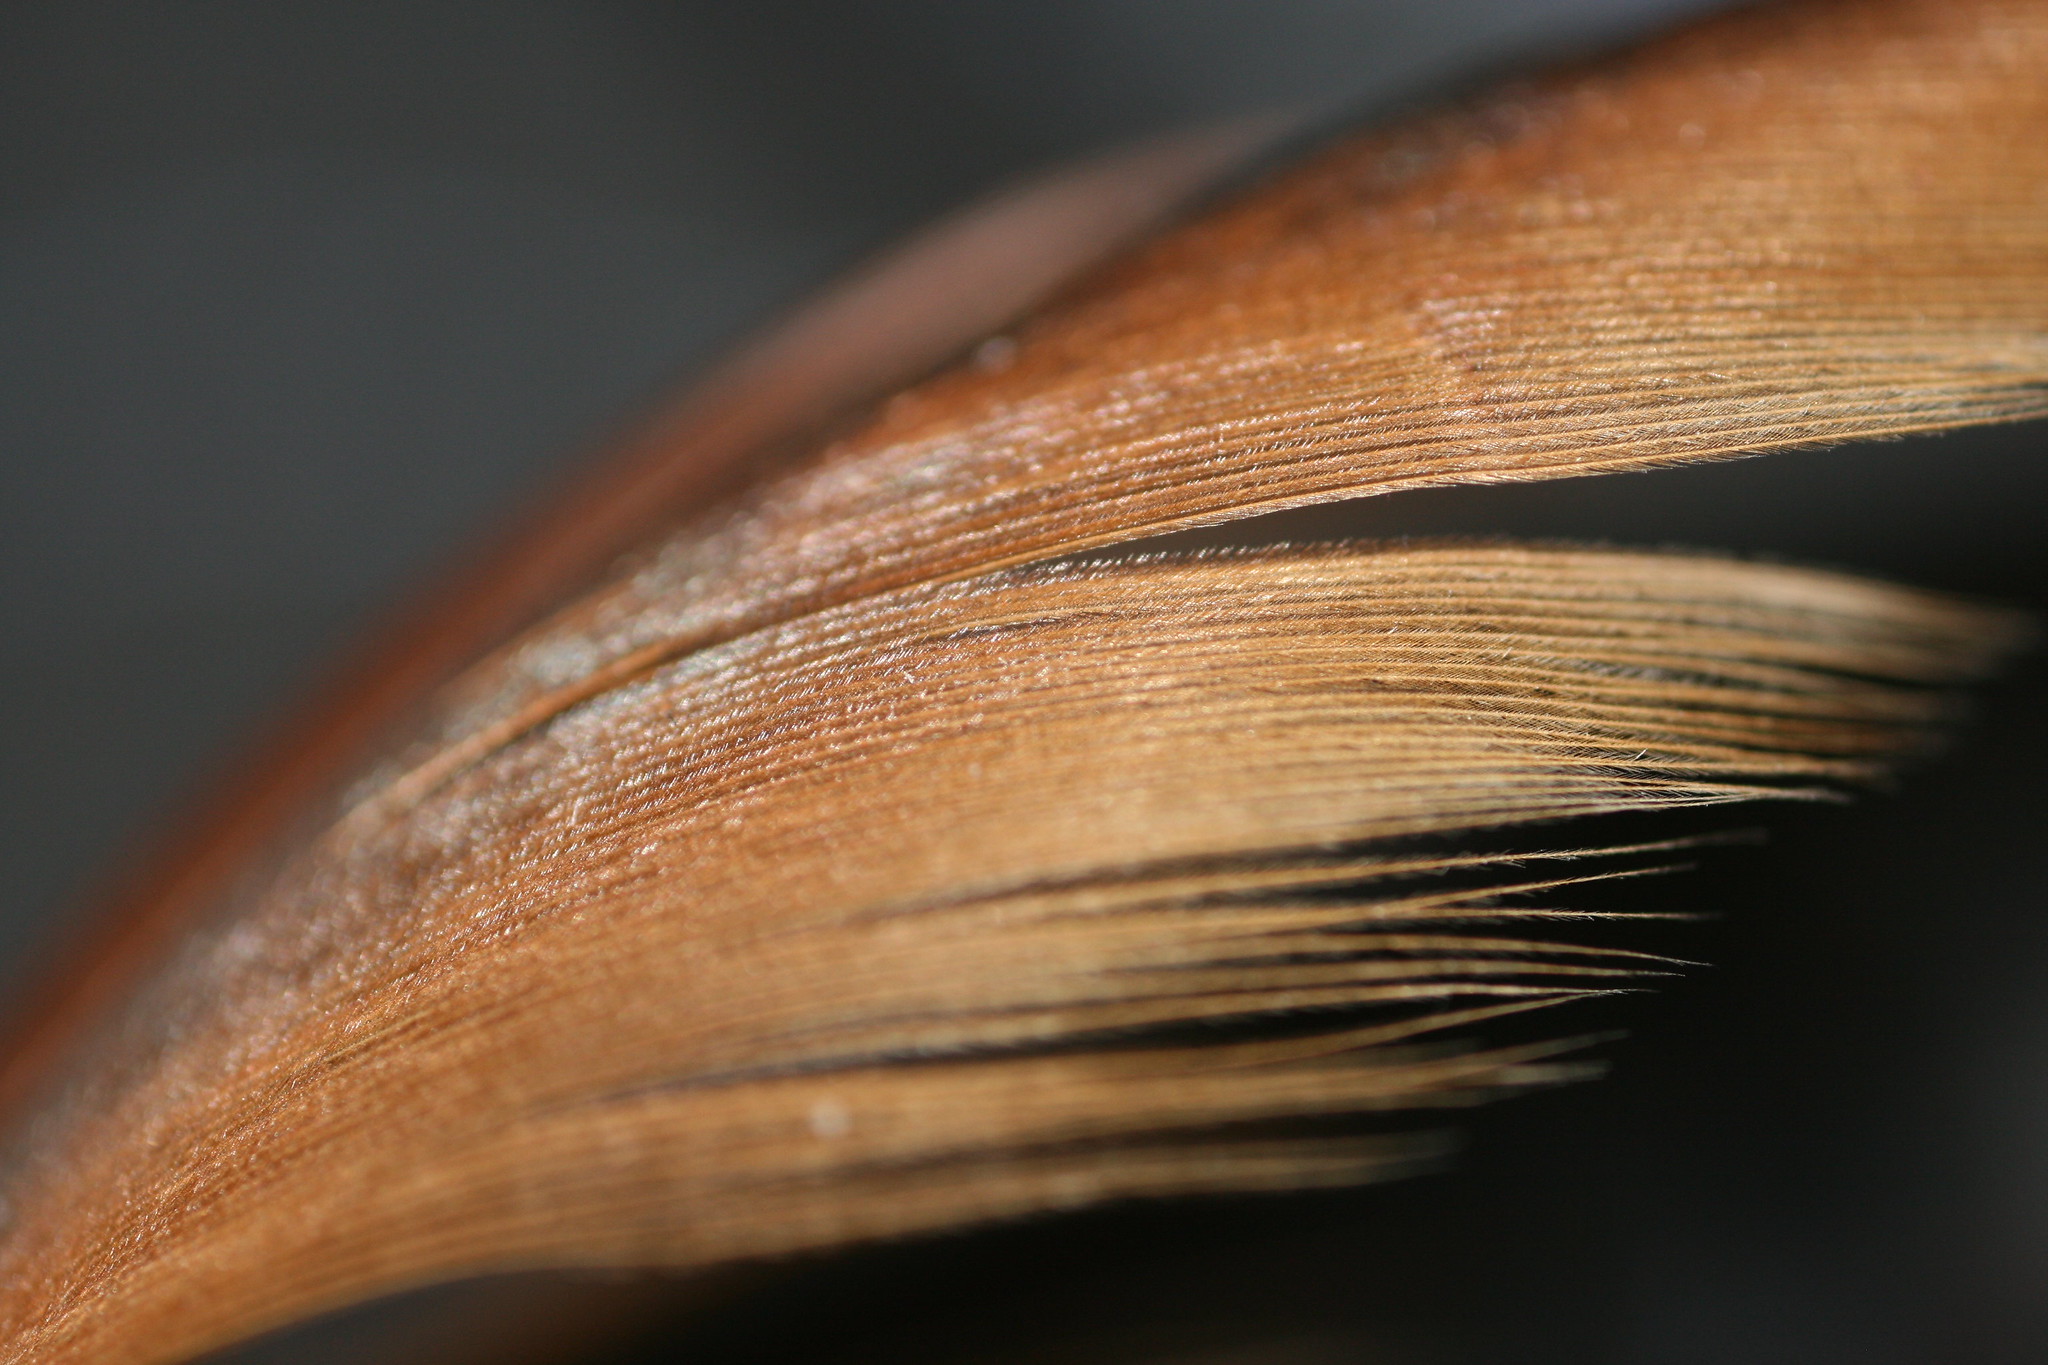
[0,547,2016,1363]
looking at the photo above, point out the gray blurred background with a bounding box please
[8,3,2048,1362]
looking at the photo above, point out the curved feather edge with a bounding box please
[0,545,2021,1363]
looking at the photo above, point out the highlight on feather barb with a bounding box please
[0,0,2044,1362]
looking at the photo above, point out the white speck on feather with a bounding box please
[808,1098,852,1140]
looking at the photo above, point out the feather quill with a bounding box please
[0,0,2043,1361]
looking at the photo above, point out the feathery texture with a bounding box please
[0,0,2042,1361]
[384,0,2048,792]
[0,547,2016,1363]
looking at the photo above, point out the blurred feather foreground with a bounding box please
[1,0,2046,1361]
